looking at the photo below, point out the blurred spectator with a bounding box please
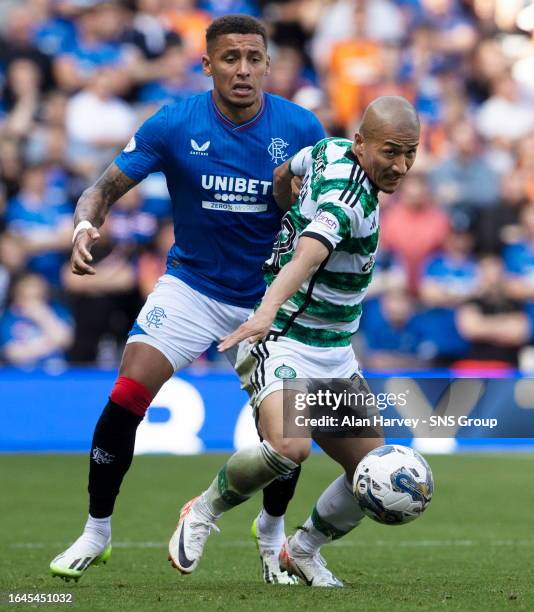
[358,287,429,370]
[108,187,158,249]
[137,219,174,298]
[0,3,54,90]
[477,169,526,254]
[36,90,69,132]
[263,0,319,64]
[324,1,383,129]
[476,70,534,145]
[5,163,72,285]
[455,255,530,369]
[0,234,26,311]
[137,38,205,107]
[365,250,407,299]
[54,1,131,94]
[162,0,212,66]
[359,43,415,117]
[292,86,344,137]
[0,138,24,200]
[465,37,509,106]
[123,0,175,60]
[412,209,478,364]
[380,172,449,293]
[30,0,78,58]
[26,125,80,201]
[61,223,142,365]
[312,0,404,74]
[65,66,135,176]
[0,273,73,369]
[503,202,534,306]
[417,0,477,66]
[138,172,172,219]
[3,59,42,139]
[419,209,479,308]
[200,0,257,18]
[430,119,500,209]
[517,133,534,203]
[266,46,310,100]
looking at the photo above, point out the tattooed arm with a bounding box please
[71,163,137,275]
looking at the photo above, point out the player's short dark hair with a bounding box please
[206,15,267,49]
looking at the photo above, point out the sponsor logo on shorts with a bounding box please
[92,447,115,465]
[274,364,297,379]
[146,306,167,328]
[314,211,339,233]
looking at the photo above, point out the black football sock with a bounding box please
[88,400,143,518]
[262,465,302,517]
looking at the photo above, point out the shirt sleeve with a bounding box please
[289,146,314,177]
[114,105,169,182]
[301,197,353,253]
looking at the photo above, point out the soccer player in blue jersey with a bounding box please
[50,15,325,584]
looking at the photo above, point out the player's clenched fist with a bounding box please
[71,227,101,275]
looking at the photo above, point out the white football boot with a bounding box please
[168,496,219,574]
[250,517,299,585]
[279,536,343,587]
[50,536,112,582]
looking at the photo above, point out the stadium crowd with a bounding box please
[1,0,534,372]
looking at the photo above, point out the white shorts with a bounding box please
[127,274,251,371]
[236,334,360,412]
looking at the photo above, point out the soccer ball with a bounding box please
[353,444,433,525]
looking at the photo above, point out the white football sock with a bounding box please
[294,474,364,554]
[257,508,285,547]
[82,514,111,547]
[203,441,298,516]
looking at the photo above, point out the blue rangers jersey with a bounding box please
[115,91,325,307]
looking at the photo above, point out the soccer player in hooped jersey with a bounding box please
[50,15,324,583]
[171,97,420,587]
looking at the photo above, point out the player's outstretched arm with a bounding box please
[218,236,330,350]
[71,163,137,276]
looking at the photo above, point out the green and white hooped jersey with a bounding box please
[264,137,379,348]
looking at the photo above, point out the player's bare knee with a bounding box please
[272,438,311,465]
[119,342,173,397]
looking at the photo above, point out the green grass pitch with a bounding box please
[1,453,534,611]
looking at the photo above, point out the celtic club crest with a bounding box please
[274,364,297,379]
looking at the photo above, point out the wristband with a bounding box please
[72,220,94,244]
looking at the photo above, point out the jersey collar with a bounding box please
[344,148,379,196]
[210,91,266,132]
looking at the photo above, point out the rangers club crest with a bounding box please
[268,138,289,164]
[146,306,167,328]
[92,447,115,465]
